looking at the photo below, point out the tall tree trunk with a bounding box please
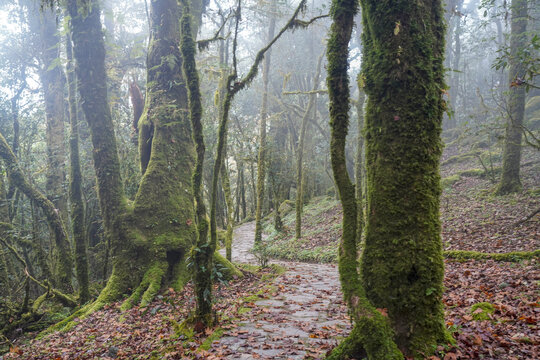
[361,0,447,356]
[37,7,68,225]
[66,31,90,303]
[496,0,527,195]
[326,0,401,358]
[295,52,323,240]
[254,1,276,244]
[354,82,365,244]
[66,0,129,309]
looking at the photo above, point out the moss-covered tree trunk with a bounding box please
[295,52,324,240]
[66,31,89,304]
[354,81,365,243]
[360,0,447,356]
[326,0,402,358]
[254,0,276,244]
[496,0,527,195]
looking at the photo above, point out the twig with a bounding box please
[514,207,540,227]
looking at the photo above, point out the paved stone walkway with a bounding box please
[213,222,350,359]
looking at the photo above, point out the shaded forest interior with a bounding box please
[0,0,538,359]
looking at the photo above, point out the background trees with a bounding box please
[0,0,537,355]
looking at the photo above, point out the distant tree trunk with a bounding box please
[38,7,68,224]
[448,0,463,128]
[496,0,527,195]
[221,158,234,261]
[66,31,90,303]
[254,1,276,244]
[295,52,324,240]
[326,0,401,358]
[361,0,447,356]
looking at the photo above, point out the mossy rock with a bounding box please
[441,174,460,188]
[278,200,295,216]
[470,302,495,321]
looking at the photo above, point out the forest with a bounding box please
[0,0,538,359]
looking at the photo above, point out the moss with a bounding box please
[237,307,252,315]
[198,327,225,350]
[444,249,540,262]
[458,168,485,178]
[441,174,460,188]
[214,251,243,279]
[360,0,448,356]
[470,302,495,321]
[278,199,295,216]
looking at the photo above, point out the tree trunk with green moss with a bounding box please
[66,31,89,304]
[354,82,365,243]
[496,0,527,195]
[360,0,447,356]
[63,0,199,312]
[254,1,276,244]
[326,0,402,358]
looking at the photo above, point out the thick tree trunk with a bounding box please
[496,0,527,195]
[326,0,401,358]
[360,0,447,356]
[254,1,276,244]
[66,32,90,304]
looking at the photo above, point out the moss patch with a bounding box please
[470,302,495,321]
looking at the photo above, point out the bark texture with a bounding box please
[496,0,527,195]
[360,0,448,356]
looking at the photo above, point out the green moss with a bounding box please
[470,302,495,321]
[214,251,243,279]
[441,175,461,188]
[458,168,485,178]
[237,307,252,315]
[198,327,225,351]
[444,249,540,262]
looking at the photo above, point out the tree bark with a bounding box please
[326,0,401,358]
[360,0,447,356]
[66,30,90,304]
[496,0,527,195]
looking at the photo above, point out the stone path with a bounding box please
[213,222,350,359]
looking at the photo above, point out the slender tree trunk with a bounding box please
[295,52,323,239]
[66,32,90,303]
[254,1,276,244]
[496,0,527,195]
[354,82,365,244]
[361,0,447,356]
[37,7,68,225]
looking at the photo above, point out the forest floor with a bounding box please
[3,133,539,359]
